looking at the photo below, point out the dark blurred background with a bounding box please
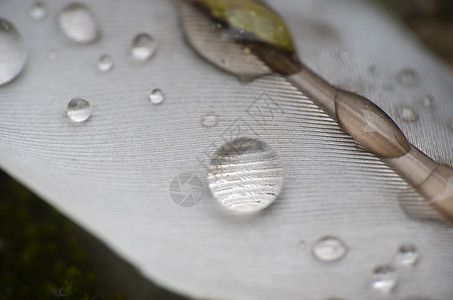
[1,0,452,299]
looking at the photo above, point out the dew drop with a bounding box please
[29,2,48,21]
[67,97,91,122]
[131,33,156,61]
[312,236,348,262]
[57,3,100,44]
[394,244,419,267]
[398,106,418,122]
[396,68,419,87]
[339,51,350,62]
[201,113,219,128]
[47,49,59,61]
[207,138,284,214]
[0,19,27,86]
[422,95,434,109]
[97,54,114,72]
[371,265,397,294]
[149,88,165,105]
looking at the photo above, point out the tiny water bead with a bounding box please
[339,51,350,62]
[0,19,28,86]
[131,33,156,61]
[201,113,219,128]
[312,236,348,262]
[422,95,434,109]
[57,3,100,43]
[67,97,91,122]
[396,68,419,87]
[149,89,165,105]
[394,244,419,267]
[371,265,397,294]
[47,49,59,61]
[97,54,114,72]
[207,138,284,214]
[29,2,48,21]
[398,106,418,122]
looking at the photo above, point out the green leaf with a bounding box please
[195,0,295,52]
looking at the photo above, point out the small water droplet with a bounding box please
[97,54,114,72]
[131,33,156,61]
[0,19,27,86]
[57,3,100,43]
[396,68,419,87]
[394,244,419,267]
[339,51,350,62]
[207,138,284,214]
[47,49,59,61]
[29,2,48,20]
[201,113,219,128]
[422,95,434,109]
[371,265,397,294]
[312,236,348,262]
[398,106,418,122]
[149,88,165,105]
[67,97,91,122]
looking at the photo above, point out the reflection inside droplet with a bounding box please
[149,88,165,105]
[97,54,114,72]
[201,113,219,128]
[57,3,100,43]
[131,33,156,61]
[207,138,284,214]
[0,19,27,86]
[67,97,92,122]
[396,68,419,87]
[29,2,48,21]
[312,236,348,262]
[371,265,397,294]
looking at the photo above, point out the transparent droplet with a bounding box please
[201,113,219,128]
[47,49,59,61]
[339,51,350,62]
[0,19,27,86]
[97,54,114,72]
[398,106,418,122]
[29,2,48,21]
[149,89,165,105]
[67,97,92,122]
[422,95,434,109]
[396,68,419,87]
[207,138,284,214]
[312,236,348,262]
[57,3,100,43]
[131,33,156,61]
[371,265,397,294]
[394,244,419,267]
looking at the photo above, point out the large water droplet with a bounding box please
[149,89,165,105]
[131,33,156,61]
[201,113,219,128]
[371,265,397,294]
[29,2,48,21]
[398,106,418,122]
[67,97,91,122]
[207,138,284,214]
[312,236,348,262]
[57,3,100,43]
[396,69,419,87]
[394,244,419,267]
[97,54,114,72]
[0,19,27,86]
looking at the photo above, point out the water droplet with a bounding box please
[394,244,419,267]
[57,3,100,43]
[339,51,350,62]
[29,2,48,21]
[131,33,156,61]
[67,97,91,122]
[422,95,434,109]
[149,89,165,105]
[396,68,419,87]
[201,113,219,128]
[207,138,284,214]
[312,236,348,262]
[97,54,114,72]
[398,106,418,122]
[47,49,59,61]
[371,265,397,294]
[0,19,27,86]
